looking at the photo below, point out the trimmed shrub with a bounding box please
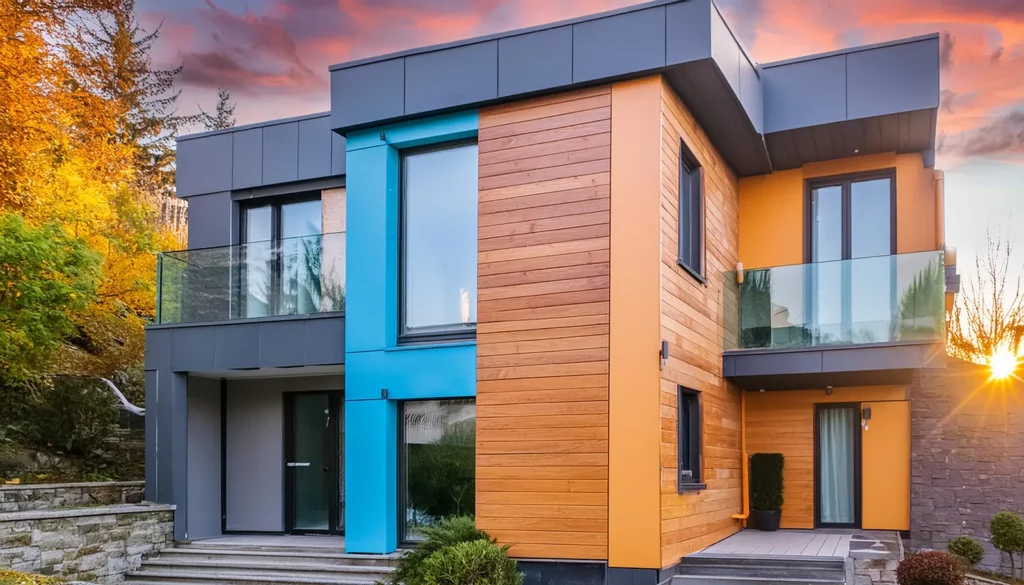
[991,511,1024,578]
[897,551,966,585]
[947,536,985,568]
[750,453,784,511]
[387,516,490,585]
[421,539,523,585]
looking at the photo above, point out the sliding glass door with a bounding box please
[816,405,860,527]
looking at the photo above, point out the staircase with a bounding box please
[673,554,849,585]
[125,541,399,585]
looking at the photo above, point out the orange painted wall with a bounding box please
[862,400,911,530]
[608,76,664,570]
[745,386,909,529]
[737,153,943,270]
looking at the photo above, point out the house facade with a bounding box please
[145,0,957,583]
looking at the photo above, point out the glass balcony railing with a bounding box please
[724,250,945,351]
[156,232,345,325]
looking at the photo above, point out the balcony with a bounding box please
[156,232,345,326]
[723,250,947,389]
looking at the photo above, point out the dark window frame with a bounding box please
[677,139,706,284]
[398,139,479,345]
[803,168,897,264]
[812,402,863,529]
[677,386,705,493]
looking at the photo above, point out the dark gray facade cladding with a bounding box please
[908,358,1024,574]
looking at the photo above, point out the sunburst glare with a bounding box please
[989,345,1019,380]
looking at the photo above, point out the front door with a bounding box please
[285,391,343,534]
[815,404,861,527]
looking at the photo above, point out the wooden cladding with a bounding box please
[476,86,611,561]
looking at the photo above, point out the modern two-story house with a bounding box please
[145,0,956,583]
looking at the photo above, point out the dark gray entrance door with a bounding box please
[285,391,342,534]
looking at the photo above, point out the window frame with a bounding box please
[398,139,479,345]
[677,139,706,284]
[677,386,705,493]
[804,168,897,264]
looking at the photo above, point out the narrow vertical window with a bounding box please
[678,387,704,492]
[678,140,705,281]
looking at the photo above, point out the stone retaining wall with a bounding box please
[0,482,144,513]
[0,503,173,584]
[909,358,1024,574]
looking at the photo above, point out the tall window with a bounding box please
[401,142,478,341]
[678,140,705,281]
[677,387,703,492]
[241,197,323,318]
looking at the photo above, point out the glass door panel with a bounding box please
[288,393,332,533]
[281,200,323,315]
[818,406,858,526]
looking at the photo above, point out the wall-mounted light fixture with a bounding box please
[825,385,834,396]
[660,340,669,370]
[862,406,872,430]
[735,262,745,284]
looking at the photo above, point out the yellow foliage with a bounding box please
[0,569,65,585]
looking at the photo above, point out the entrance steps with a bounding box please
[125,541,399,585]
[673,554,849,585]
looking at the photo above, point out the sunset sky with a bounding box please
[139,0,1024,278]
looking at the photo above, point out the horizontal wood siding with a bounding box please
[658,79,744,567]
[476,86,612,561]
[745,386,907,529]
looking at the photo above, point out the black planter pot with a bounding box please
[753,509,781,532]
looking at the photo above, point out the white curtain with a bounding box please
[819,407,856,524]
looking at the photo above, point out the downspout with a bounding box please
[731,390,749,525]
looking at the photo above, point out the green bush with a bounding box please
[421,539,523,585]
[897,551,966,585]
[0,568,66,585]
[17,377,119,458]
[750,453,784,511]
[948,535,986,568]
[991,511,1024,578]
[387,516,490,585]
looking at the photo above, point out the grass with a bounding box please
[0,570,65,585]
[971,569,1024,585]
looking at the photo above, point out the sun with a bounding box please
[988,346,1019,380]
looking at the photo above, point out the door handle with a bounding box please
[286,462,311,467]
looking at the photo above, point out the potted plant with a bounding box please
[751,453,784,531]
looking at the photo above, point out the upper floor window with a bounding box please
[401,142,478,341]
[678,140,705,281]
[808,170,895,263]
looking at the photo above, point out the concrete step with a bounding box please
[675,565,845,581]
[682,555,847,570]
[139,558,394,581]
[676,554,847,585]
[157,547,398,568]
[123,569,381,585]
[672,576,845,585]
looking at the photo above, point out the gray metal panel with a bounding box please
[822,344,926,372]
[186,192,234,249]
[405,41,498,115]
[732,350,822,377]
[847,37,940,120]
[176,133,233,197]
[145,329,173,369]
[149,369,188,540]
[231,128,263,189]
[763,55,847,133]
[739,57,763,134]
[225,382,284,532]
[259,320,306,367]
[331,133,347,176]
[497,27,573,97]
[171,327,217,372]
[262,122,300,185]
[303,318,345,365]
[298,116,332,180]
[709,5,740,97]
[330,59,405,131]
[144,369,158,501]
[214,323,261,370]
[572,6,666,83]
[186,377,222,540]
[665,0,711,64]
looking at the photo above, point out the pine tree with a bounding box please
[200,88,237,131]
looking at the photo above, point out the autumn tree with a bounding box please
[947,230,1024,364]
[200,88,237,131]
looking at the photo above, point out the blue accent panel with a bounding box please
[343,111,479,554]
[344,399,397,553]
[346,344,476,401]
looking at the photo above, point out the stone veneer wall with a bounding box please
[909,358,1024,573]
[0,504,173,584]
[0,482,144,513]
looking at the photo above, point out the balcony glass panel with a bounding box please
[156,232,345,325]
[726,250,945,351]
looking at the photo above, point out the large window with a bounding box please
[401,142,478,341]
[678,140,705,281]
[241,197,324,318]
[400,399,476,541]
[677,387,704,492]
